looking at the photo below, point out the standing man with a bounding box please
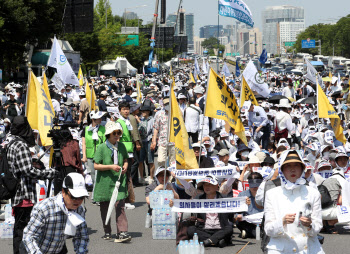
[6,116,56,254]
[78,91,90,126]
[185,97,202,143]
[129,102,142,187]
[97,91,108,121]
[21,173,89,254]
[244,101,270,150]
[274,99,294,144]
[123,86,134,102]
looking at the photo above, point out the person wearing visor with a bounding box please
[145,167,179,214]
[235,172,264,239]
[182,175,233,248]
[322,152,350,232]
[93,121,131,242]
[264,150,324,254]
[21,173,89,254]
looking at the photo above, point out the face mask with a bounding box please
[241,151,249,158]
[4,123,8,127]
[323,152,330,160]
[308,153,316,161]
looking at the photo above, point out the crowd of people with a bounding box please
[1,64,350,254]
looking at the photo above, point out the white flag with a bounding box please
[47,36,79,86]
[221,62,231,77]
[305,58,323,86]
[194,57,200,74]
[242,61,270,98]
[202,59,208,74]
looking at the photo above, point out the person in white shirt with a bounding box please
[185,97,202,143]
[274,99,293,144]
[281,82,295,99]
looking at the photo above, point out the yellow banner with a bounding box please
[85,83,98,111]
[329,71,332,79]
[240,76,259,108]
[26,72,54,146]
[169,80,199,170]
[78,66,84,87]
[190,72,196,83]
[136,79,142,103]
[205,68,247,145]
[317,83,346,144]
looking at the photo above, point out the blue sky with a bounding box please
[108,0,349,35]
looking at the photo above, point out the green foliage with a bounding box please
[294,15,350,57]
[202,37,220,50]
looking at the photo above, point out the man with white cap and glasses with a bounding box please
[274,99,293,144]
[21,173,89,254]
[78,90,90,125]
[81,111,106,198]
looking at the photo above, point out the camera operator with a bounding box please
[6,116,56,254]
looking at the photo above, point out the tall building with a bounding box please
[165,10,194,53]
[262,6,305,54]
[199,25,223,39]
[123,11,138,20]
[194,36,205,55]
[236,27,262,56]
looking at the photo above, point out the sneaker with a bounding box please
[148,178,154,185]
[114,232,132,243]
[125,203,135,210]
[241,230,247,239]
[102,233,112,240]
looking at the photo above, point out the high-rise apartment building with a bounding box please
[262,6,305,54]
[199,25,223,39]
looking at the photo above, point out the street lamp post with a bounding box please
[124,5,147,28]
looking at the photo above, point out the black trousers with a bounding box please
[187,225,233,245]
[13,206,33,254]
[19,241,68,254]
[129,154,139,186]
[237,220,257,238]
[188,132,199,143]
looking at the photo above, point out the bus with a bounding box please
[209,56,218,62]
[313,55,324,62]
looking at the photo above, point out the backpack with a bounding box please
[317,180,334,209]
[138,119,148,140]
[0,138,22,200]
[274,122,288,143]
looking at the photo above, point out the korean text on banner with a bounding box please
[85,83,98,111]
[205,68,247,145]
[218,0,254,27]
[26,72,54,146]
[47,36,79,86]
[169,81,198,170]
[317,83,346,144]
[172,197,248,213]
[175,166,240,179]
[240,76,258,108]
[242,61,270,98]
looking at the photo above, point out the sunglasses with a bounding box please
[112,130,122,136]
[68,191,84,201]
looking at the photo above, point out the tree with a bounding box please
[202,37,220,50]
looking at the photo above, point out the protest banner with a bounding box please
[175,166,240,180]
[172,197,248,213]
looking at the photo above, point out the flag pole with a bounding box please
[25,62,32,116]
[164,80,174,190]
[90,84,93,112]
[217,0,220,73]
[198,68,211,166]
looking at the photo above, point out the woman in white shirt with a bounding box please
[264,150,324,254]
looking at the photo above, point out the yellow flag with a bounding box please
[169,80,199,170]
[85,83,98,111]
[136,79,142,103]
[317,83,346,144]
[240,76,259,108]
[329,71,332,79]
[78,66,84,87]
[190,72,196,83]
[205,68,247,145]
[26,72,54,146]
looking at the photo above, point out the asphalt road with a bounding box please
[1,185,348,254]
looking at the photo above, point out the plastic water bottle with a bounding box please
[159,191,164,207]
[200,242,205,254]
[184,240,189,254]
[194,241,200,254]
[256,224,261,240]
[152,225,157,239]
[8,223,13,238]
[172,225,176,239]
[163,191,170,206]
[145,213,151,228]
[193,232,198,243]
[4,204,12,221]
[178,240,184,254]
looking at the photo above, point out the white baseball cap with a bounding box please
[62,173,89,198]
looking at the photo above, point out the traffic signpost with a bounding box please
[302,38,316,49]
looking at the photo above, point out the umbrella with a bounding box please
[268,95,288,104]
[330,91,341,98]
[300,96,317,104]
[105,172,122,225]
[255,94,267,100]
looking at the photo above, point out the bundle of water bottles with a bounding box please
[147,190,177,240]
[0,204,14,239]
[178,234,205,254]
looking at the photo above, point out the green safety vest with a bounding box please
[85,125,106,158]
[117,119,133,153]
